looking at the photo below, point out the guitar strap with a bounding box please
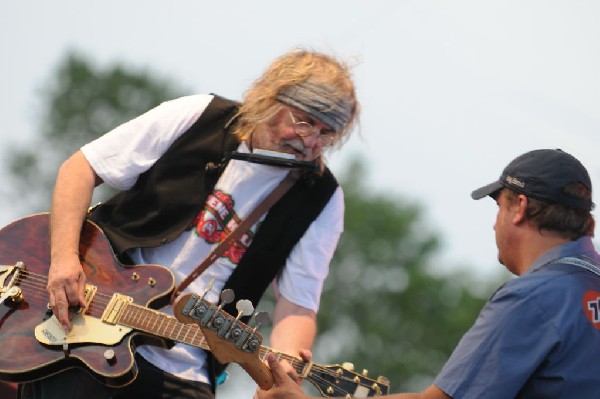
[169,170,301,304]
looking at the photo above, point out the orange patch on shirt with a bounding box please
[583,290,600,330]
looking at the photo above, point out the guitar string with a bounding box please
[11,271,211,349]
[260,348,376,390]
[120,307,376,395]
[9,271,382,393]
[14,272,228,348]
[269,351,362,397]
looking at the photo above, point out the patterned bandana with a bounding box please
[276,80,353,132]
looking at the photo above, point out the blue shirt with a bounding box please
[434,236,600,398]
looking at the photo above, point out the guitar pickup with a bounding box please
[102,293,133,324]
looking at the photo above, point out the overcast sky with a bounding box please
[2,1,600,395]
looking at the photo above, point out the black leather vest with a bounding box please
[88,94,339,387]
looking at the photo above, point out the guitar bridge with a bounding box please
[0,261,26,306]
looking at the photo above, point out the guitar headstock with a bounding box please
[307,362,390,397]
[173,291,274,390]
[173,290,391,397]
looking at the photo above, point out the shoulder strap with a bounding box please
[550,255,600,278]
[169,170,301,304]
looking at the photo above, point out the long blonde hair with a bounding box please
[229,49,360,151]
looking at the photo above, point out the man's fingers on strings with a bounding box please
[267,354,289,385]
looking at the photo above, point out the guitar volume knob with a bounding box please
[104,349,116,364]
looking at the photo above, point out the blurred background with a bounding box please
[1,1,599,397]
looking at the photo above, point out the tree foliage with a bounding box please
[309,159,499,392]
[5,51,185,213]
[4,52,504,395]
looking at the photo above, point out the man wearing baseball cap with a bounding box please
[258,148,600,399]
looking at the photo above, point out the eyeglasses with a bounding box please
[288,111,337,147]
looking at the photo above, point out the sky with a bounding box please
[2,1,600,396]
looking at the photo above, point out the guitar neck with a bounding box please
[114,300,390,396]
[119,303,309,372]
[117,302,211,351]
[258,347,310,376]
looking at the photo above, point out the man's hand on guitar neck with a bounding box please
[256,354,312,399]
[258,354,451,399]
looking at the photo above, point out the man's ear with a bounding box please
[512,194,528,225]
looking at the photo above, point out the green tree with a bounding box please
[4,51,185,214]
[252,159,502,396]
[2,52,504,397]
[307,159,500,393]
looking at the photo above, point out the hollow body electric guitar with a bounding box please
[0,213,390,397]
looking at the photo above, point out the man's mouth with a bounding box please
[282,142,309,158]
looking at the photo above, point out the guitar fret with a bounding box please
[123,298,388,397]
[137,307,149,330]
[155,314,166,335]
[120,304,211,350]
[146,310,158,331]
[183,324,192,342]
[162,318,173,339]
[139,308,150,330]
[190,326,209,350]
[130,306,141,326]
[259,347,269,361]
[191,328,202,347]
[167,318,178,339]
[174,321,186,341]
[120,305,134,326]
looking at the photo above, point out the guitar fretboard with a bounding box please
[259,347,309,375]
[118,303,210,350]
[117,302,311,376]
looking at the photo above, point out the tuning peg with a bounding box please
[377,376,390,385]
[342,362,354,371]
[206,279,215,291]
[235,299,254,320]
[203,288,235,328]
[362,369,369,376]
[219,289,235,306]
[251,311,270,330]
[197,278,216,302]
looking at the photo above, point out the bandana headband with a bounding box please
[276,81,353,132]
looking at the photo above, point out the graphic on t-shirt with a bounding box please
[193,190,256,264]
[583,290,600,330]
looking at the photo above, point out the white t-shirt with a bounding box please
[80,94,344,383]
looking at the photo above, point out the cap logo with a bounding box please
[505,175,525,188]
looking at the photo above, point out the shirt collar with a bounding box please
[527,236,598,274]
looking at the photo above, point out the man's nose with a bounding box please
[301,133,320,147]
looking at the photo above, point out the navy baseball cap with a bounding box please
[471,149,594,211]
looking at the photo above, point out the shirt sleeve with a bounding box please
[81,94,214,190]
[433,283,561,399]
[274,185,344,312]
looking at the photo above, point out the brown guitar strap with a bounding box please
[169,170,301,304]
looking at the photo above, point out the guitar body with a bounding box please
[0,213,175,387]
